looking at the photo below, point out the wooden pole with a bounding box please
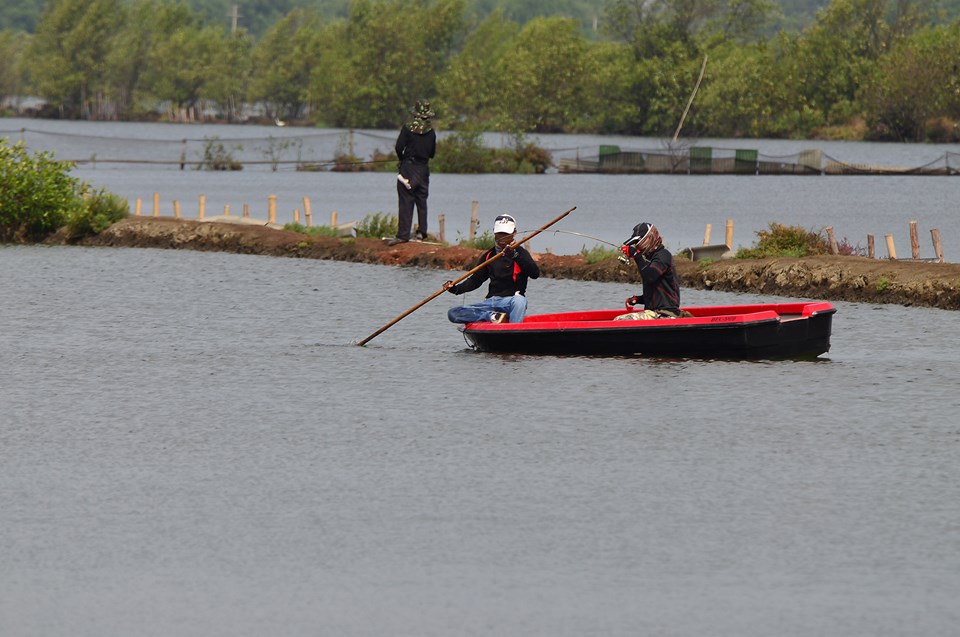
[702,223,711,246]
[931,228,944,263]
[867,234,875,259]
[725,219,734,249]
[224,204,230,217]
[268,195,277,224]
[152,192,160,217]
[293,208,300,224]
[198,194,206,220]
[885,234,897,260]
[469,201,479,241]
[243,203,250,219]
[135,198,142,216]
[825,227,838,255]
[909,221,920,259]
[173,200,181,219]
[357,206,577,347]
[303,197,312,227]
[439,214,446,243]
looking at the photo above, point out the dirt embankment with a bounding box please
[78,217,960,310]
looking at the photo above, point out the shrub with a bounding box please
[432,131,553,174]
[283,223,339,237]
[197,137,242,170]
[0,139,83,242]
[458,230,495,250]
[580,244,618,264]
[65,187,129,241]
[355,212,398,239]
[736,223,831,259]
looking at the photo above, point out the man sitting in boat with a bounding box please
[617,222,688,320]
[442,214,540,324]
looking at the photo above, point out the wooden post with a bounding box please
[438,214,446,243]
[931,228,944,263]
[152,192,160,217]
[268,195,277,224]
[173,200,181,219]
[294,208,300,224]
[909,221,920,259]
[303,197,312,227]
[135,198,142,216]
[243,203,250,219]
[825,226,838,255]
[702,223,711,246]
[885,234,897,260]
[469,200,479,241]
[725,219,734,249]
[224,204,230,217]
[867,234,875,259]
[198,194,206,220]
[331,211,338,228]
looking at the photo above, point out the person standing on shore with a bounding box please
[387,100,436,246]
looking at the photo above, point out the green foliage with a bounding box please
[283,222,339,237]
[0,139,82,242]
[432,131,553,173]
[876,276,891,292]
[459,229,496,249]
[197,136,243,170]
[355,212,398,239]
[580,244,618,264]
[65,187,129,240]
[735,222,831,258]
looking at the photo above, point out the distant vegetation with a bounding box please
[736,223,863,258]
[0,139,128,243]
[2,0,960,142]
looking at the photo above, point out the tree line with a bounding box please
[1,0,959,142]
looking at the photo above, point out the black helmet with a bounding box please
[624,222,651,246]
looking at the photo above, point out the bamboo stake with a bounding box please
[725,219,733,249]
[931,228,944,263]
[909,221,920,259]
[702,223,711,246]
[885,234,897,260]
[826,227,838,255]
[867,234,875,259]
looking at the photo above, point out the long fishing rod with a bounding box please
[552,229,620,248]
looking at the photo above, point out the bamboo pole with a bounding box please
[198,194,206,220]
[867,234,875,259]
[702,223,711,246]
[173,200,181,219]
[725,219,734,249]
[331,211,338,228]
[909,221,920,259]
[439,214,446,243]
[224,204,230,217]
[152,192,159,217]
[303,197,312,227]
[826,227,838,255]
[243,203,250,219]
[293,208,300,224]
[931,228,944,263]
[268,195,277,224]
[885,234,897,260]
[135,198,142,216]
[469,201,479,241]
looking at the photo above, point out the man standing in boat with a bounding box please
[442,214,540,324]
[617,222,685,319]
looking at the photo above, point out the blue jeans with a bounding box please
[447,294,528,324]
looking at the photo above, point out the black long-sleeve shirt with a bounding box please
[451,246,540,298]
[631,245,681,311]
[395,126,436,163]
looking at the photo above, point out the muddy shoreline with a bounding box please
[77,217,960,310]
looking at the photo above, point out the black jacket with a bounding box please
[451,246,540,298]
[395,126,436,164]
[631,245,681,311]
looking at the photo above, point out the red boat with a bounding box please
[460,301,836,359]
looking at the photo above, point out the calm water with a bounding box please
[2,245,959,636]
[3,118,960,260]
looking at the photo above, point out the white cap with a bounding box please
[493,214,516,234]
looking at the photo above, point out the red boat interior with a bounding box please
[467,302,835,330]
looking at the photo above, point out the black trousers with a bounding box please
[397,161,430,240]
